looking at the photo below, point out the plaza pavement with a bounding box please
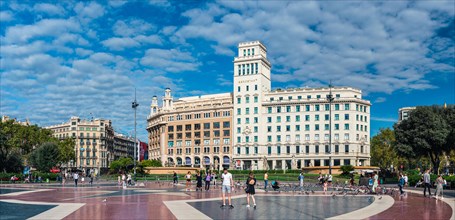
[0,181,453,220]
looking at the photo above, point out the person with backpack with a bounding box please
[398,173,405,196]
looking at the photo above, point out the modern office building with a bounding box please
[147,90,233,170]
[147,41,371,170]
[45,116,114,174]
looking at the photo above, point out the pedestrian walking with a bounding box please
[245,172,257,209]
[220,168,234,209]
[89,173,94,186]
[196,171,203,191]
[73,172,79,187]
[423,169,432,197]
[205,171,211,191]
[404,174,408,187]
[264,171,269,190]
[173,171,178,185]
[434,175,444,200]
[185,171,192,191]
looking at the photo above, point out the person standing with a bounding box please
[245,172,257,209]
[398,173,405,196]
[196,171,203,191]
[298,172,304,188]
[173,171,178,185]
[220,168,234,209]
[212,172,217,188]
[372,172,379,193]
[89,173,94,186]
[434,175,444,200]
[423,169,432,197]
[264,171,269,190]
[205,171,211,191]
[185,171,192,191]
[73,172,79,187]
[327,174,333,187]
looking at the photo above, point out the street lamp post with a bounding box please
[132,89,139,182]
[327,83,334,175]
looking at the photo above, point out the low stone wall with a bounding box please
[301,166,380,174]
[143,167,203,175]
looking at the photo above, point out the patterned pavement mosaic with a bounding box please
[0,181,453,220]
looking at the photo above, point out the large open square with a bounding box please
[1,181,453,219]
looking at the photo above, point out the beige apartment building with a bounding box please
[45,116,114,174]
[147,89,233,170]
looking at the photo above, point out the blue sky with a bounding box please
[1,1,454,141]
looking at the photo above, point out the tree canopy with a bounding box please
[30,142,60,172]
[0,119,76,172]
[394,105,454,173]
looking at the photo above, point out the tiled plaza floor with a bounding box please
[0,181,453,220]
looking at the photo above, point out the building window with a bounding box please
[237,118,241,124]
[267,136,272,142]
[305,145,309,154]
[286,116,291,122]
[277,146,281,155]
[245,108,249,115]
[286,146,291,154]
[305,105,310,111]
[254,107,258,114]
[276,126,281,132]
[277,106,281,113]
[305,115,310,121]
[325,145,330,153]
[315,145,319,154]
[267,117,272,123]
[344,159,350,165]
[325,104,330,111]
[246,85,249,91]
[254,96,258,103]
[296,115,300,122]
[277,135,281,142]
[295,125,300,131]
[335,145,339,153]
[254,126,258,133]
[345,104,350,110]
[345,114,349,120]
[315,115,320,121]
[268,146,272,155]
[246,96,250,103]
[237,98,241,104]
[315,104,320,111]
[286,125,291,132]
[276,116,281,123]
[286,106,291,112]
[345,145,349,153]
[335,114,339,121]
[315,124,319,131]
[344,124,350,130]
[255,84,258,90]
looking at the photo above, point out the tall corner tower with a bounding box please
[233,41,272,169]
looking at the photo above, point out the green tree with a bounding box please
[57,138,76,167]
[140,159,162,167]
[339,165,354,175]
[109,157,134,173]
[371,128,402,171]
[394,106,452,173]
[30,142,60,172]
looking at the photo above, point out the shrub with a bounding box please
[340,165,354,175]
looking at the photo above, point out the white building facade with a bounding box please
[233,41,371,170]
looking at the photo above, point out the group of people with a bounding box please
[174,170,219,191]
[415,169,446,200]
[118,173,133,188]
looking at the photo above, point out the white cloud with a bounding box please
[0,10,14,21]
[374,97,387,103]
[74,2,105,23]
[140,48,200,73]
[101,37,140,50]
[33,3,65,16]
[113,19,156,37]
[4,18,81,43]
[108,1,128,8]
[174,1,454,94]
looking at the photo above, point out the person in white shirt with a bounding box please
[404,174,408,187]
[220,168,234,209]
[73,172,79,187]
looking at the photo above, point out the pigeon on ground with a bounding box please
[102,198,107,202]
[378,196,382,200]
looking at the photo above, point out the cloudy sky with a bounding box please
[1,0,454,141]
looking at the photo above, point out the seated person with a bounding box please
[272,180,280,190]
